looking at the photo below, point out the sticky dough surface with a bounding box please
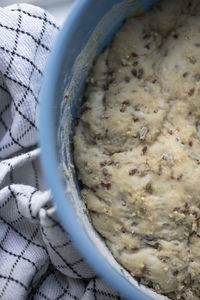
[73,1,200,299]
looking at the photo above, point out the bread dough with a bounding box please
[73,1,200,299]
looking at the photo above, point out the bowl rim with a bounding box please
[39,1,154,299]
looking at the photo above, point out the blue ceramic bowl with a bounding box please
[39,1,165,300]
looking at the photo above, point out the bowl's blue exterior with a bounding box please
[39,1,160,299]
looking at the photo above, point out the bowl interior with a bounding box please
[39,1,169,300]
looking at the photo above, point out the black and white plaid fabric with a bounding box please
[0,3,124,300]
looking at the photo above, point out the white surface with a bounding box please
[2,0,76,26]
[42,0,75,26]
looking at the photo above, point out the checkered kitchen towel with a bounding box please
[0,3,123,300]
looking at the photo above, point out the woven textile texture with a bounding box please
[0,3,124,300]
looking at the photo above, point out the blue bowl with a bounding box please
[39,1,165,300]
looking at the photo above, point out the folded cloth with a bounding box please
[0,3,123,300]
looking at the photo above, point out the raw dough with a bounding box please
[73,1,200,299]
